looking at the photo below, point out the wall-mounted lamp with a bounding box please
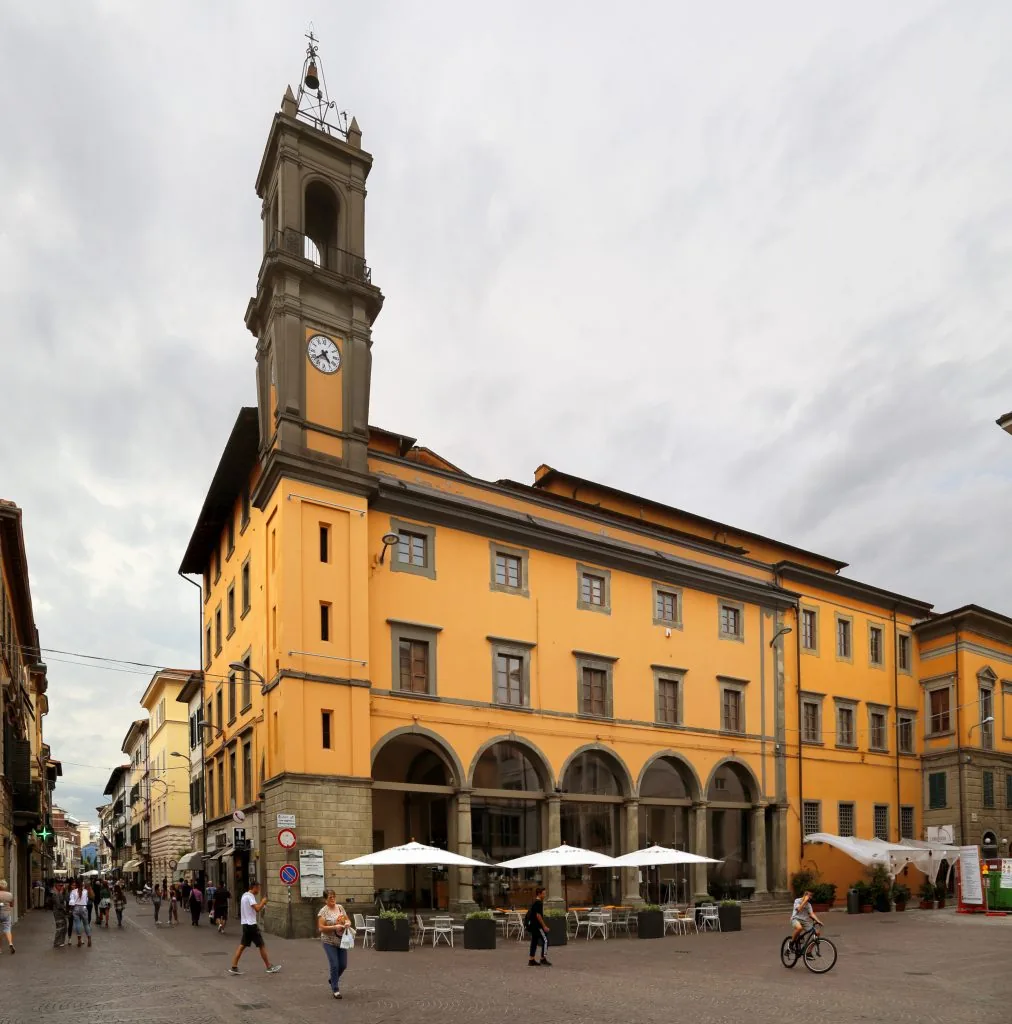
[769,625,792,648]
[378,532,399,564]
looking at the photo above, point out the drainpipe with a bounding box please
[955,632,965,847]
[795,608,804,859]
[892,607,901,841]
[178,571,207,884]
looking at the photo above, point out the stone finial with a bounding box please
[347,117,362,148]
[282,85,297,117]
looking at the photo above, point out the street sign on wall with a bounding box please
[280,863,299,886]
[277,813,296,828]
[278,829,297,849]
[299,848,325,899]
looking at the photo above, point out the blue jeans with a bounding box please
[73,907,91,937]
[323,942,347,993]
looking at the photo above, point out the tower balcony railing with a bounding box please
[269,228,371,283]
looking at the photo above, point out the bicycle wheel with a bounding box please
[780,936,800,968]
[803,935,837,974]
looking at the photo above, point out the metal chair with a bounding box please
[572,910,591,939]
[699,904,721,932]
[357,914,376,947]
[677,906,699,934]
[505,910,526,941]
[587,911,609,940]
[433,915,454,947]
[611,908,631,937]
[414,914,434,946]
[663,908,680,935]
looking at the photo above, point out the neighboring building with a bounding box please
[97,802,114,872]
[998,410,1012,435]
[121,720,148,885]
[179,45,1012,934]
[102,764,131,875]
[0,499,56,917]
[52,807,81,877]
[175,672,206,878]
[140,669,193,886]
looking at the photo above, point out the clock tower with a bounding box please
[245,40,384,502]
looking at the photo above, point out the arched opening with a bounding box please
[303,180,339,268]
[470,741,549,909]
[982,830,999,860]
[638,755,698,904]
[560,749,630,905]
[372,732,457,909]
[706,760,759,896]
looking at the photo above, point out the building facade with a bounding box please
[179,58,1012,934]
[101,764,131,875]
[121,720,148,885]
[176,673,205,871]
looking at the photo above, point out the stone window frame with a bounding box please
[214,603,223,655]
[982,769,995,809]
[802,800,821,837]
[800,690,825,745]
[240,486,251,534]
[896,632,912,674]
[867,703,890,753]
[204,623,212,669]
[873,803,890,841]
[718,598,745,643]
[834,613,853,663]
[488,541,530,598]
[388,619,442,697]
[800,605,819,655]
[900,805,915,840]
[226,580,236,639]
[576,563,612,615]
[488,635,535,709]
[240,556,251,619]
[389,517,437,581]
[977,668,997,750]
[718,675,748,735]
[927,770,948,810]
[923,675,955,738]
[652,583,683,629]
[573,649,617,720]
[652,665,687,726]
[896,708,917,756]
[226,512,235,561]
[837,801,856,838]
[867,622,885,669]
[834,697,858,750]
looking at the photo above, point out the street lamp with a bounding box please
[769,626,792,648]
[969,715,995,740]
[229,661,268,694]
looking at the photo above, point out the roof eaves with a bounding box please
[774,561,933,617]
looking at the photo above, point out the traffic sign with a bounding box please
[233,809,246,824]
[277,813,296,828]
[278,828,297,849]
[280,863,299,886]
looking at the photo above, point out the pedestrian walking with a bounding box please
[0,880,15,954]
[189,884,203,926]
[227,882,281,976]
[206,881,217,924]
[152,883,163,925]
[69,879,92,948]
[213,884,231,934]
[317,890,352,999]
[97,880,112,928]
[525,886,551,967]
[51,880,69,948]
[112,884,126,928]
[181,880,191,907]
[169,883,179,925]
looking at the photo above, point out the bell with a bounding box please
[305,60,320,91]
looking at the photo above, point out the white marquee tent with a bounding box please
[804,833,960,879]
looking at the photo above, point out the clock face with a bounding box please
[307,334,341,374]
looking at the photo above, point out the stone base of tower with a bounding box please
[261,773,373,938]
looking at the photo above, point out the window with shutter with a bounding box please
[928,772,947,809]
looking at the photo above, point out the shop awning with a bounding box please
[175,852,204,872]
[216,847,235,860]
[122,860,141,872]
[804,834,937,878]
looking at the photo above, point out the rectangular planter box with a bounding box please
[463,918,496,950]
[717,905,741,932]
[375,917,411,951]
[637,910,664,939]
[545,917,568,947]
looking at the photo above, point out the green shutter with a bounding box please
[929,772,947,809]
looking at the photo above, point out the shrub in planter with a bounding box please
[717,900,741,932]
[375,910,410,951]
[463,911,496,949]
[934,884,947,909]
[545,909,568,947]
[917,881,935,910]
[811,883,837,912]
[790,871,818,898]
[637,904,664,939]
[892,884,910,912]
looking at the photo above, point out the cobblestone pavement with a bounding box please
[1,905,1009,1024]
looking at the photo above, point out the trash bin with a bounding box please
[847,888,861,915]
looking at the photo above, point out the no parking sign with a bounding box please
[279,863,299,886]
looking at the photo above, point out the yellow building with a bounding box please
[180,48,1012,933]
[120,719,148,885]
[140,669,193,886]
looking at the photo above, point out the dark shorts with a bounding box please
[241,923,264,948]
[215,908,228,920]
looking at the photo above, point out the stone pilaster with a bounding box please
[546,795,563,909]
[692,802,709,901]
[622,799,643,905]
[452,789,477,913]
[752,805,768,895]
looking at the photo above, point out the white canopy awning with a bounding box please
[497,844,617,870]
[610,845,722,869]
[804,834,943,878]
[341,841,486,868]
[121,860,141,872]
[175,852,204,872]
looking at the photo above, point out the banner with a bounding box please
[959,846,984,905]
[1001,859,1012,890]
[299,848,325,899]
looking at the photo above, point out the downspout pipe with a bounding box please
[955,631,965,847]
[796,606,804,859]
[178,571,207,884]
[892,607,901,841]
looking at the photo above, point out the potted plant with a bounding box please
[852,880,873,913]
[868,866,891,913]
[790,870,817,898]
[811,882,837,912]
[637,903,664,939]
[375,909,410,951]
[544,908,568,947]
[892,883,910,912]
[917,881,935,910]
[463,910,496,949]
[717,899,741,932]
[934,884,946,910]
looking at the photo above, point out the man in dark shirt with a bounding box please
[525,887,551,967]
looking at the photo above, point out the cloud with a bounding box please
[2,0,1011,821]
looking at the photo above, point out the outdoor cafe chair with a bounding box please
[662,908,680,935]
[677,906,698,934]
[505,910,526,941]
[360,914,377,947]
[415,914,434,946]
[699,904,721,932]
[611,908,631,937]
[571,909,591,939]
[433,915,454,947]
[587,911,609,940]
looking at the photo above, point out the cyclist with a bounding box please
[790,890,822,949]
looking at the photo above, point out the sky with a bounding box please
[1,1,1010,823]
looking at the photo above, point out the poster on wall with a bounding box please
[1001,859,1012,889]
[299,848,325,899]
[958,845,984,904]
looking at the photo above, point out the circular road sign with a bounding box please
[233,809,246,824]
[280,863,299,886]
[278,828,297,849]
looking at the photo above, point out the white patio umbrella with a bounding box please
[497,844,618,907]
[610,845,721,868]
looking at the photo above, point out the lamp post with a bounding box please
[229,662,268,897]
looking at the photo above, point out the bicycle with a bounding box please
[780,923,837,974]
[134,888,151,905]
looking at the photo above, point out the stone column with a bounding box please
[752,805,768,896]
[774,804,789,894]
[453,789,476,913]
[692,802,710,901]
[546,795,563,910]
[622,799,644,905]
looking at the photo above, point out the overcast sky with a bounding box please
[2,1,1010,824]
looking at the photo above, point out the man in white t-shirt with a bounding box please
[228,882,281,975]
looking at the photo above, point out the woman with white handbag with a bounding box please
[317,890,354,999]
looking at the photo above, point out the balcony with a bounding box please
[12,781,41,815]
[268,229,371,283]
